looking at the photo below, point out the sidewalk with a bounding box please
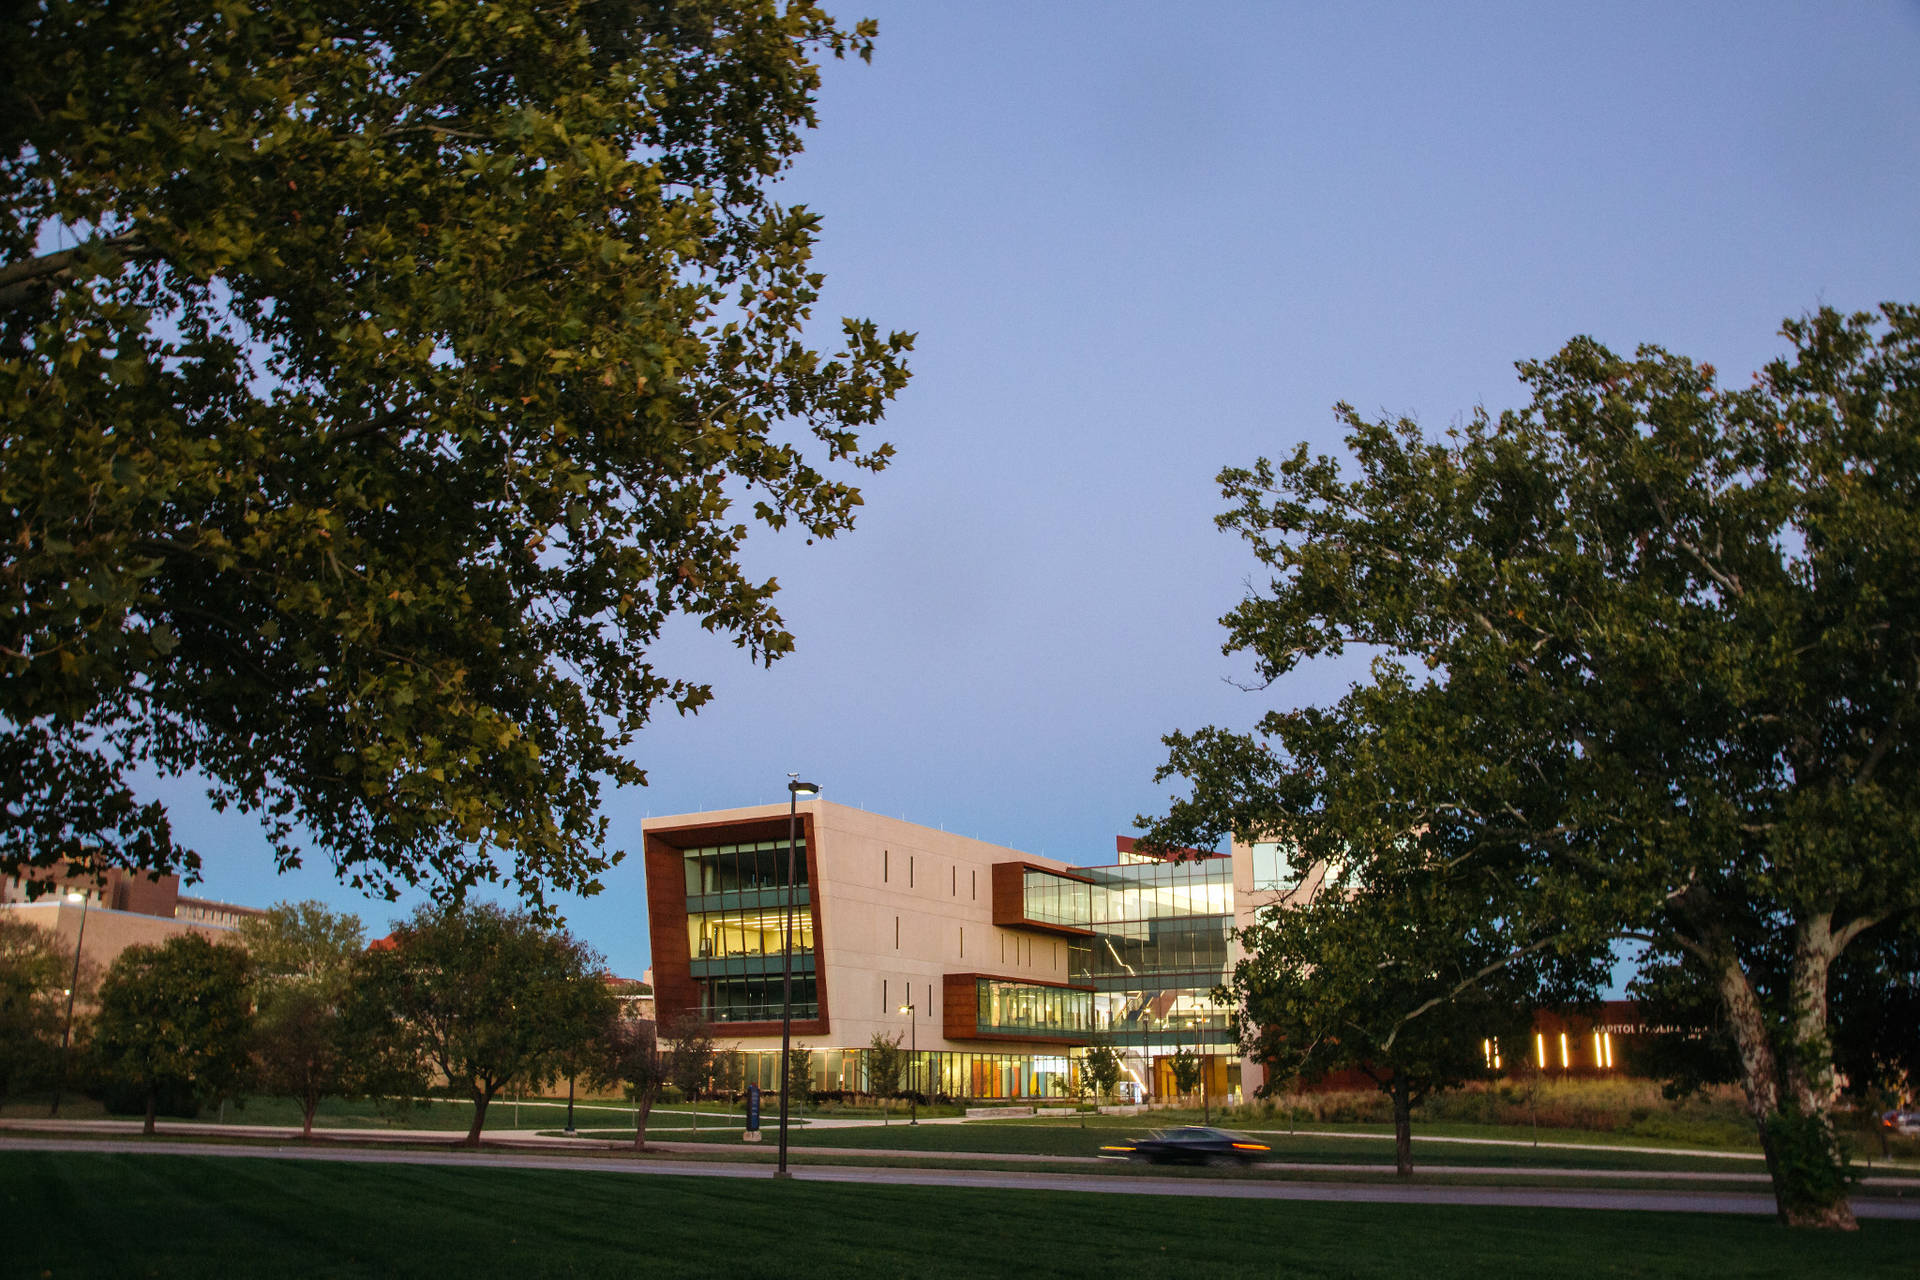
[5,1116,1917,1190]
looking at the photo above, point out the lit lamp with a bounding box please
[49,888,91,1117]
[776,775,819,1179]
[898,1001,918,1125]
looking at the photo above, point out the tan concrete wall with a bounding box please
[808,801,1080,1055]
[644,799,1086,1055]
[1,899,242,989]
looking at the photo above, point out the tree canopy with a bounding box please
[590,1011,669,1149]
[0,1,912,909]
[865,1029,906,1098]
[356,900,615,1146]
[92,932,253,1134]
[1230,866,1589,1175]
[1147,305,1920,1228]
[240,900,402,1138]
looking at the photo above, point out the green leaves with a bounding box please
[1149,305,1920,1222]
[1,2,912,910]
[92,933,253,1125]
[353,900,613,1120]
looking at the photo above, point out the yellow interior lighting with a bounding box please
[1535,1033,1547,1069]
[1558,1032,1570,1069]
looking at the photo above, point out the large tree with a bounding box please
[1230,866,1588,1176]
[240,900,411,1138]
[356,900,616,1146]
[91,933,253,1135]
[0,1,912,909]
[1147,305,1920,1227]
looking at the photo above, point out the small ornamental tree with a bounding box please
[786,1042,817,1109]
[711,1046,746,1100]
[1167,1046,1203,1104]
[92,934,252,1134]
[356,901,614,1147]
[1081,1038,1124,1105]
[866,1030,907,1112]
[592,1014,669,1151]
[662,1010,716,1135]
[0,916,70,1107]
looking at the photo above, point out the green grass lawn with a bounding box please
[2,1151,1913,1279]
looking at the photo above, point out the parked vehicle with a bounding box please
[1100,1126,1271,1166]
[1881,1110,1920,1137]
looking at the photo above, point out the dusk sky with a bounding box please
[163,2,1920,979]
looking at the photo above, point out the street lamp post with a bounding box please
[898,1001,918,1125]
[776,775,818,1179]
[49,888,91,1118]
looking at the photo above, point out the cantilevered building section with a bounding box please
[642,801,1244,1102]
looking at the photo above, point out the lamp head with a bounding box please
[899,1003,912,1014]
[788,779,819,797]
[65,890,85,904]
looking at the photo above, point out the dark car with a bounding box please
[1100,1126,1272,1166]
[1882,1110,1920,1137]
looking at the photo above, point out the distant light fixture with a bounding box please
[788,780,819,797]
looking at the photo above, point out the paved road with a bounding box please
[6,1134,1917,1219]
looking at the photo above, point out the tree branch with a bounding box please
[1380,931,1567,1052]
[0,232,149,311]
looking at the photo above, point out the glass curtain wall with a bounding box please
[1074,858,1236,1049]
[701,974,817,1022]
[683,837,813,1022]
[974,979,1093,1038]
[683,838,808,897]
[688,910,812,959]
[1020,868,1091,928]
[738,1048,1078,1100]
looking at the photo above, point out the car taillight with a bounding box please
[1231,1142,1268,1151]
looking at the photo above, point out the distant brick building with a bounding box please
[1,869,266,981]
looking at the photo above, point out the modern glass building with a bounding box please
[642,802,1248,1102]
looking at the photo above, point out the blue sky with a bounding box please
[166,1,1920,978]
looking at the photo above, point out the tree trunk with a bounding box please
[1713,938,1856,1230]
[302,1095,319,1140]
[632,1086,657,1151]
[143,1088,157,1137]
[465,1090,492,1147]
[1390,1076,1413,1178]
